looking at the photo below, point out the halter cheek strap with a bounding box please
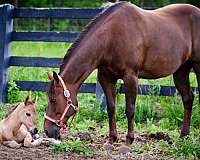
[44,75,78,129]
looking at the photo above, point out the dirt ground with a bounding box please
[0,131,174,160]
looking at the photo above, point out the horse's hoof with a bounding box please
[118,144,131,154]
[103,142,114,151]
[180,132,189,139]
[126,134,134,145]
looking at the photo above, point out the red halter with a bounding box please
[44,75,78,131]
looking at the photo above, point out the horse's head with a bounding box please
[44,71,78,139]
[19,96,38,135]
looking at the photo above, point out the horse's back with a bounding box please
[152,4,200,64]
[111,3,200,78]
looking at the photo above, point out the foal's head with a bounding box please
[15,96,38,135]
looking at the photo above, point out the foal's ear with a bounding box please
[32,96,37,104]
[24,96,29,106]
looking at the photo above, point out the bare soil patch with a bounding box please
[0,131,173,160]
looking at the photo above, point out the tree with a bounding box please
[186,0,200,7]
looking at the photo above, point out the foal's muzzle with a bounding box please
[29,127,38,136]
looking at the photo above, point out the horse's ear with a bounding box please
[48,71,59,84]
[24,96,29,106]
[53,71,59,84]
[48,72,53,80]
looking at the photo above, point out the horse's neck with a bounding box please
[60,42,102,91]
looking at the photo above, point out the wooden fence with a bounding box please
[0,4,198,106]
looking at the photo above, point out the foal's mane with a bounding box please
[5,101,34,118]
[59,1,127,72]
[5,103,20,118]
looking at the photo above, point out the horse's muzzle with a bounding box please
[44,125,60,139]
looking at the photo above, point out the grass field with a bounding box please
[1,41,200,159]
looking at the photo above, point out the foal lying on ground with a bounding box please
[0,96,42,148]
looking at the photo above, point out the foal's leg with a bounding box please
[3,141,22,148]
[98,69,117,144]
[24,132,42,147]
[173,62,193,137]
[123,73,138,145]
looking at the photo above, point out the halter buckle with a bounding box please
[64,89,70,98]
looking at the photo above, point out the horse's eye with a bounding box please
[50,98,56,103]
[26,113,31,117]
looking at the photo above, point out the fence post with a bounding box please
[96,80,107,110]
[0,4,14,103]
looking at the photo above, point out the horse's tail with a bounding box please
[193,64,200,104]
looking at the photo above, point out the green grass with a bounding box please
[0,41,199,158]
[53,138,94,155]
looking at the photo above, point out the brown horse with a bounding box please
[44,2,200,145]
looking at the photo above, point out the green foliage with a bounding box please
[53,138,94,155]
[17,0,102,8]
[0,105,7,120]
[131,143,151,154]
[7,80,23,103]
[153,129,200,159]
[168,136,200,158]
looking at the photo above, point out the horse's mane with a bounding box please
[59,1,128,72]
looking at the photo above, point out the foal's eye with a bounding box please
[26,113,31,117]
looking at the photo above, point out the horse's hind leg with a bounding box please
[123,73,138,145]
[173,62,193,137]
[98,69,118,144]
[192,63,200,103]
[3,140,22,148]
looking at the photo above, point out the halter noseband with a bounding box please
[44,75,78,129]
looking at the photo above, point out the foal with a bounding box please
[0,96,42,148]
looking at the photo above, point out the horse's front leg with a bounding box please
[3,140,22,148]
[98,69,117,144]
[173,62,193,137]
[123,73,138,145]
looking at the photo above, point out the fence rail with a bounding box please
[12,31,79,42]
[0,4,197,105]
[13,8,103,19]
